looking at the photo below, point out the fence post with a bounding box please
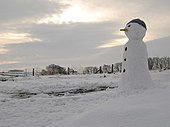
[33,68,35,76]
[25,69,27,77]
[111,64,114,73]
[99,66,102,74]
[67,67,70,75]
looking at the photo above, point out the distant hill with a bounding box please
[147,36,170,57]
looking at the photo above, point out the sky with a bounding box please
[0,0,170,71]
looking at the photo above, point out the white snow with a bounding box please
[0,70,170,127]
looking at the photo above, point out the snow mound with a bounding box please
[50,71,170,127]
[54,86,170,127]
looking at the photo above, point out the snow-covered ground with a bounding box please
[0,71,170,127]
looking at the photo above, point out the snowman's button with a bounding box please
[123,69,126,72]
[125,47,127,51]
[124,58,126,61]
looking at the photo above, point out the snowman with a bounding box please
[119,19,153,91]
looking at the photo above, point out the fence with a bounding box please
[1,57,169,77]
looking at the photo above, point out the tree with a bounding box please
[46,64,66,75]
[41,69,47,75]
[83,66,98,74]
[148,57,153,70]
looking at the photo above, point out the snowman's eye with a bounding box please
[128,24,131,27]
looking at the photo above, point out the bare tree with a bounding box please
[46,64,66,75]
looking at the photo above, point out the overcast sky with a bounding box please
[0,0,170,71]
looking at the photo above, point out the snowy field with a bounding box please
[0,71,170,127]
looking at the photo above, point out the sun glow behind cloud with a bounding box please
[97,38,128,49]
[0,33,41,45]
[37,1,111,24]
[38,5,96,24]
[0,46,8,54]
[58,4,96,23]
[0,32,41,54]
[0,60,20,65]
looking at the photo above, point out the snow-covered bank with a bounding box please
[0,71,170,127]
[57,87,170,127]
[51,70,170,127]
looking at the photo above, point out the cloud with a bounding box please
[0,0,170,70]
[0,21,121,68]
[0,0,68,23]
[97,39,126,49]
[74,0,170,39]
[0,0,69,55]
[0,32,41,45]
[0,46,8,54]
[0,60,20,65]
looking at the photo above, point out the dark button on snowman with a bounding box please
[119,19,153,91]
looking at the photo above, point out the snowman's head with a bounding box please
[120,19,147,40]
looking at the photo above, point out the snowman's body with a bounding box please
[119,19,153,91]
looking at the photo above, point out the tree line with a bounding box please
[148,57,170,71]
[40,57,170,75]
